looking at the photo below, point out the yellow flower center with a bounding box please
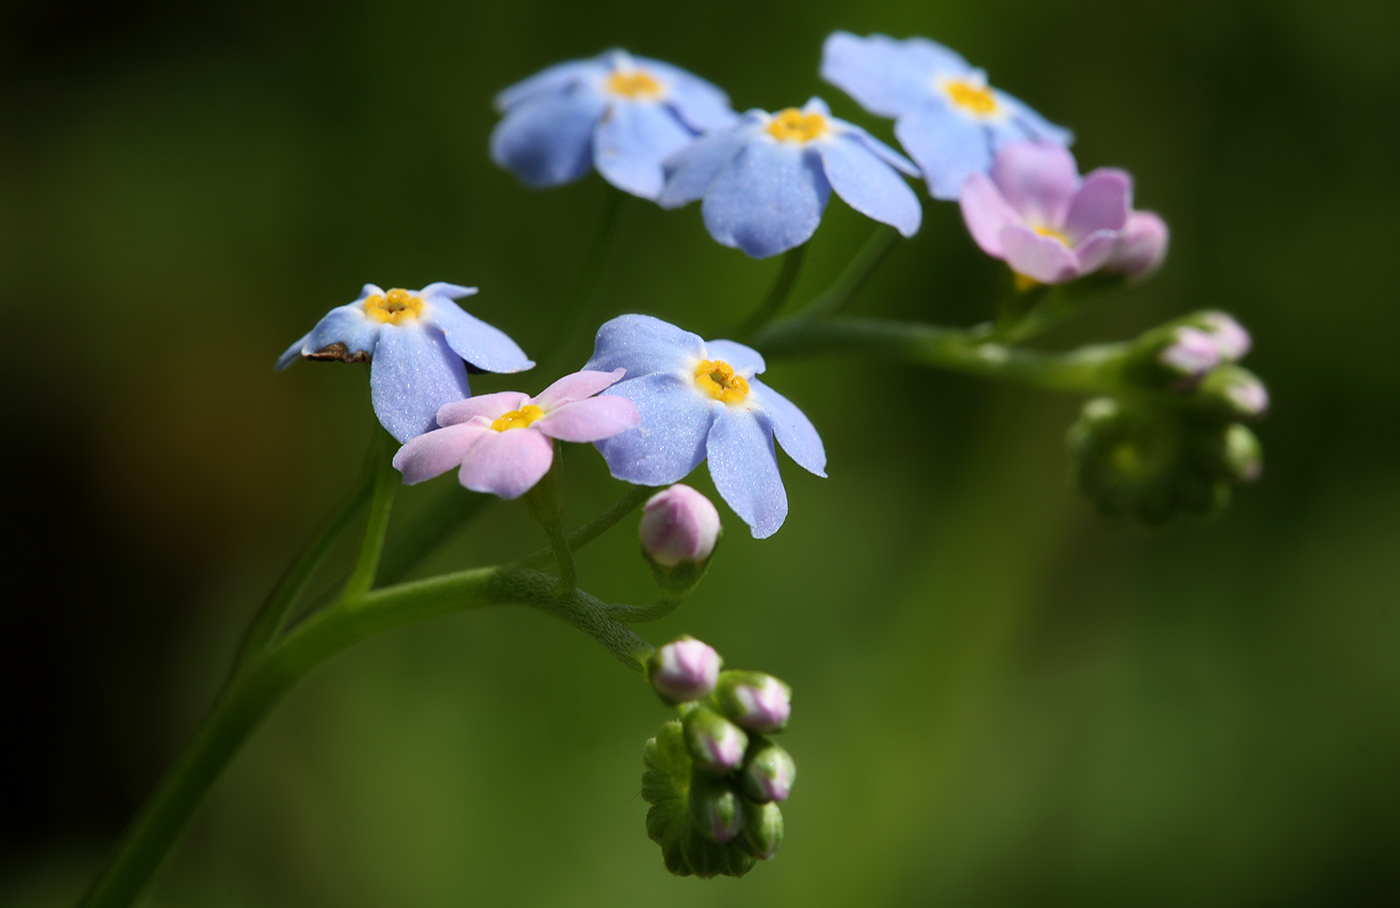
[607,69,663,99]
[694,359,750,405]
[490,404,546,433]
[364,288,425,324]
[1034,225,1070,246]
[945,79,998,116]
[766,108,830,143]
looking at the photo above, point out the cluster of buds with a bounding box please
[640,637,796,877]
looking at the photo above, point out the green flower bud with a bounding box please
[713,671,791,733]
[683,706,748,772]
[689,772,745,844]
[741,738,796,802]
[741,800,785,860]
[1193,365,1270,422]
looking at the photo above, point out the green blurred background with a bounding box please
[3,0,1398,904]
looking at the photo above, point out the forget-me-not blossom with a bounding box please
[277,283,533,443]
[492,50,738,199]
[821,31,1072,200]
[583,314,826,539]
[659,96,921,259]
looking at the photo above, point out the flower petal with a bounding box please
[533,368,627,409]
[819,132,922,237]
[1063,168,1132,242]
[276,331,312,371]
[960,172,1019,258]
[305,303,382,358]
[639,57,739,132]
[1000,224,1080,284]
[584,314,705,377]
[393,421,493,485]
[457,428,555,499]
[1107,211,1169,278]
[895,104,993,201]
[494,58,605,111]
[428,298,534,374]
[1073,228,1120,275]
[998,93,1074,148]
[593,100,696,199]
[701,141,830,259]
[837,121,919,176]
[751,378,826,477]
[490,88,606,189]
[819,31,952,118]
[658,118,760,208]
[418,282,477,301]
[594,372,716,485]
[706,407,787,539]
[536,396,640,443]
[703,340,765,377]
[989,141,1080,229]
[369,323,472,443]
[437,391,530,428]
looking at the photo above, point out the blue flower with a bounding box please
[491,50,738,200]
[821,31,1072,200]
[658,97,921,259]
[583,314,826,539]
[277,283,533,443]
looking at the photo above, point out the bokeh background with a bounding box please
[3,0,1398,904]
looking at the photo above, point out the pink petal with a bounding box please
[1108,211,1169,278]
[535,396,641,443]
[1000,223,1080,284]
[456,427,554,499]
[959,172,1019,258]
[990,141,1080,228]
[531,368,627,409]
[1073,228,1120,274]
[437,391,530,427]
[1063,168,1131,242]
[392,420,492,484]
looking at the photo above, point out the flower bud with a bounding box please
[1196,311,1251,361]
[689,773,745,844]
[741,738,796,802]
[1196,365,1270,421]
[640,484,721,567]
[1213,423,1263,484]
[1106,210,1168,280]
[715,671,792,734]
[647,636,722,705]
[683,706,748,772]
[741,800,785,860]
[1159,327,1223,381]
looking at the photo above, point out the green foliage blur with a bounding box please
[3,0,1397,904]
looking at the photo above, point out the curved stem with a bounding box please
[341,430,399,603]
[794,224,901,320]
[377,486,492,586]
[736,244,807,339]
[521,483,655,569]
[609,595,686,624]
[754,316,1129,395]
[545,187,626,376]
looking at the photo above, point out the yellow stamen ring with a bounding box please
[490,404,545,433]
[766,108,830,144]
[1033,225,1070,246]
[694,359,750,405]
[607,69,663,99]
[364,288,425,324]
[945,79,998,117]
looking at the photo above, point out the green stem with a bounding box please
[609,595,685,624]
[736,244,807,339]
[77,567,652,908]
[545,187,626,376]
[754,316,1129,394]
[521,455,576,596]
[377,486,492,586]
[794,224,901,320]
[341,430,399,603]
[521,483,655,569]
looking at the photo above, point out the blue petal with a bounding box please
[701,141,831,259]
[989,92,1074,148]
[583,313,705,377]
[819,31,952,118]
[427,298,534,374]
[895,104,993,200]
[276,331,311,371]
[834,121,919,176]
[306,303,383,357]
[594,372,717,485]
[703,339,766,376]
[818,132,921,237]
[750,378,826,477]
[490,88,607,188]
[638,57,739,131]
[494,58,605,112]
[369,323,472,443]
[418,282,476,300]
[706,407,786,539]
[658,116,763,208]
[593,101,697,199]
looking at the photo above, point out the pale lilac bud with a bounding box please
[742,739,796,802]
[1198,312,1252,361]
[1160,327,1222,380]
[683,707,748,772]
[648,636,722,704]
[640,484,721,567]
[716,672,792,734]
[1108,210,1169,279]
[1199,366,1270,420]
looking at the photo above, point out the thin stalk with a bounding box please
[520,483,655,569]
[736,244,807,339]
[521,456,575,596]
[609,595,686,624]
[377,486,492,586]
[545,187,626,375]
[793,224,901,320]
[341,430,399,603]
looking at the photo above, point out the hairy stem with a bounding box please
[521,483,655,569]
[796,224,901,320]
[736,243,807,339]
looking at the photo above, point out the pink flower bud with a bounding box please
[717,672,792,734]
[1108,210,1169,279]
[1198,312,1252,361]
[1160,327,1222,379]
[648,636,722,704]
[639,484,721,567]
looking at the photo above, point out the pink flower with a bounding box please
[392,369,640,498]
[639,484,721,567]
[960,140,1163,284]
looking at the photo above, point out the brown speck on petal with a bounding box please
[305,342,371,364]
